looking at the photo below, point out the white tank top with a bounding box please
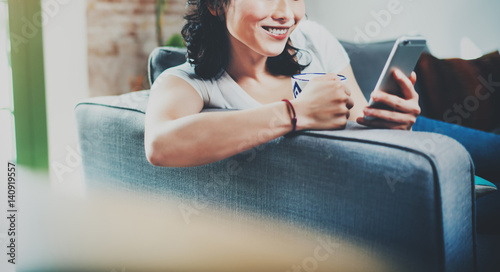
[159,20,350,110]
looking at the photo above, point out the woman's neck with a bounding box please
[226,37,270,82]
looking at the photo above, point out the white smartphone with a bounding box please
[365,36,427,120]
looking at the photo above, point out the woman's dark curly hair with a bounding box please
[182,0,309,79]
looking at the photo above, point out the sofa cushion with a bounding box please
[414,51,500,132]
[339,40,395,99]
[148,46,187,85]
[475,176,498,198]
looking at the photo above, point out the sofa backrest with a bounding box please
[340,40,394,99]
[148,46,187,86]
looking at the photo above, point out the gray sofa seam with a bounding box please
[75,102,147,115]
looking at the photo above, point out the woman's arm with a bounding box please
[145,73,352,167]
[145,75,292,167]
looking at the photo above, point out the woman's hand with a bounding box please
[292,73,354,130]
[356,70,421,130]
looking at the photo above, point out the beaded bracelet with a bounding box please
[281,99,297,132]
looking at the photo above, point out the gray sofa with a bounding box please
[75,42,483,271]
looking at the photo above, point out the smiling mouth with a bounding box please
[262,26,289,36]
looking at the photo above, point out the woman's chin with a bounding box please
[263,45,288,57]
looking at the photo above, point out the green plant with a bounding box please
[155,0,186,48]
[165,33,185,48]
[155,0,167,46]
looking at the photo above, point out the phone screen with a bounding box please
[367,37,426,113]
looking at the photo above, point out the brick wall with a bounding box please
[87,0,185,97]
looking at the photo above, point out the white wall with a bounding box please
[43,0,89,194]
[306,0,500,58]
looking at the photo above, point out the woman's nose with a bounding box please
[271,0,293,23]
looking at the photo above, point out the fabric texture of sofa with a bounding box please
[75,41,500,271]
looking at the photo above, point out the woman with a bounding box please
[144,0,498,184]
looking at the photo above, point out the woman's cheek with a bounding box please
[293,1,306,21]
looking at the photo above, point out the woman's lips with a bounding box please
[262,26,290,40]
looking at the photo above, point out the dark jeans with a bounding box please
[413,116,500,184]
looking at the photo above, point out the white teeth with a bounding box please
[267,28,287,35]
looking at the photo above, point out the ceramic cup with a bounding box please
[291,73,347,98]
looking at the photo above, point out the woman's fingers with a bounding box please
[346,95,354,110]
[371,91,420,115]
[295,73,355,130]
[311,73,339,82]
[394,69,418,100]
[362,107,417,127]
[356,116,408,130]
[344,86,351,96]
[409,71,417,85]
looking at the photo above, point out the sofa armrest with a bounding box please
[75,91,475,272]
